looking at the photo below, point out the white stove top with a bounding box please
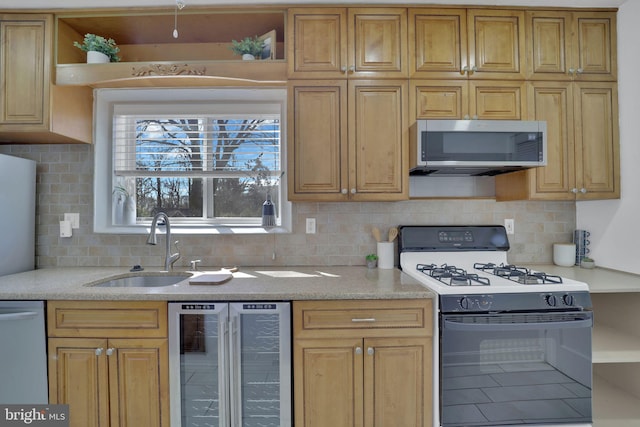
[400,251,589,295]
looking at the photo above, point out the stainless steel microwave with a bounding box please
[410,120,547,176]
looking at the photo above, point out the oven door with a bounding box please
[440,311,593,426]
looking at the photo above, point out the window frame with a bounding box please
[94,87,291,234]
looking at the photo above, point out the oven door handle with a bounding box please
[442,316,592,332]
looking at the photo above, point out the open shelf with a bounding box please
[593,323,640,363]
[594,372,640,426]
[54,7,287,87]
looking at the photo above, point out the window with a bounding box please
[94,88,290,234]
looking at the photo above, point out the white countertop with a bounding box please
[526,264,640,293]
[0,266,435,301]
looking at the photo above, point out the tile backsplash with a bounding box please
[1,144,575,268]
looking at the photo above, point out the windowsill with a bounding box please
[94,224,291,235]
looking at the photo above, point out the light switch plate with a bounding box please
[306,218,316,234]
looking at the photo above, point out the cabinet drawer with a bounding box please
[48,301,167,338]
[294,299,433,338]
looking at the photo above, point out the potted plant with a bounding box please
[580,257,595,269]
[73,33,121,63]
[365,254,378,269]
[230,35,265,60]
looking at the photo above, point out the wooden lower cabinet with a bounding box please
[47,301,169,427]
[293,299,433,427]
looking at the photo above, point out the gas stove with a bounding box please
[398,225,590,296]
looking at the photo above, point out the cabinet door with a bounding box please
[467,9,525,80]
[348,80,408,201]
[409,8,467,79]
[573,12,617,81]
[0,16,49,126]
[294,338,364,427]
[526,11,572,80]
[348,8,407,78]
[287,80,349,201]
[574,82,619,199]
[470,80,526,120]
[48,338,110,427]
[287,8,348,79]
[109,339,170,427]
[529,82,576,199]
[364,337,432,427]
[411,80,469,120]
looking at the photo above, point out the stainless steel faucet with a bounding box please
[147,212,181,271]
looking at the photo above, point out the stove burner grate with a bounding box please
[417,263,490,287]
[473,263,563,285]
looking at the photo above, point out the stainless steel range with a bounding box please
[398,225,593,427]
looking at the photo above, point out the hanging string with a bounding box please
[173,0,185,39]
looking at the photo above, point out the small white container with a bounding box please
[377,242,394,269]
[553,243,576,267]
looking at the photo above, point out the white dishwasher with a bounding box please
[0,301,48,404]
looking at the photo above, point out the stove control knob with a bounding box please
[563,294,575,306]
[545,294,558,307]
[459,297,472,310]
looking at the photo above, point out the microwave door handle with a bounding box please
[443,317,592,332]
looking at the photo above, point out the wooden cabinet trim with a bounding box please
[48,301,168,338]
[293,299,433,338]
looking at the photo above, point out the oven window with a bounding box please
[440,312,592,426]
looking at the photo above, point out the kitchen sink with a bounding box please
[89,273,192,288]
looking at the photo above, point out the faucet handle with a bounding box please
[190,259,201,271]
[169,240,181,269]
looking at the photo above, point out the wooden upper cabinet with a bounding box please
[573,82,619,198]
[348,80,408,200]
[410,9,466,79]
[288,8,347,78]
[468,9,526,79]
[287,80,349,201]
[0,13,92,144]
[410,8,525,80]
[496,81,619,201]
[288,79,408,201]
[0,15,49,125]
[411,80,525,121]
[287,7,408,79]
[526,10,617,81]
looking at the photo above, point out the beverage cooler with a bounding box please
[168,302,291,427]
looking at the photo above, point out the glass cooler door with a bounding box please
[170,303,230,427]
[229,302,291,427]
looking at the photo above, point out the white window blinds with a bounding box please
[113,114,281,178]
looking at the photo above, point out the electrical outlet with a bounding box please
[306,218,316,234]
[65,213,80,229]
[504,218,515,235]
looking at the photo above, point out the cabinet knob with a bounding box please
[355,347,362,355]
[569,68,575,75]
[580,188,587,194]
[106,348,115,356]
[367,347,374,356]
[460,66,469,76]
[348,65,355,73]
[577,68,584,74]
[469,65,477,75]
[95,348,103,356]
[463,114,470,120]
[571,188,579,194]
[341,188,348,194]
[341,66,347,73]
[350,188,356,194]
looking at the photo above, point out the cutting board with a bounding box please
[189,271,233,285]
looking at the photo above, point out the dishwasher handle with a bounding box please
[0,311,39,321]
